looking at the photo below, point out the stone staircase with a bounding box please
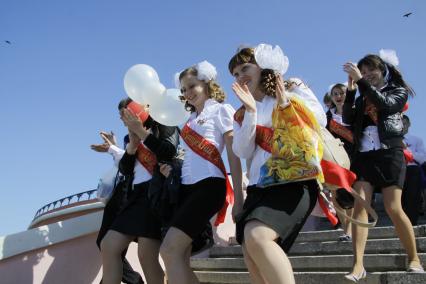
[191,225,426,284]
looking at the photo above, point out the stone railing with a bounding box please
[32,189,98,221]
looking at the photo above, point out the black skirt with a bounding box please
[169,177,226,240]
[236,180,318,253]
[110,181,162,240]
[351,147,406,190]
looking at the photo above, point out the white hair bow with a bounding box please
[174,60,217,89]
[254,43,289,75]
[379,49,399,66]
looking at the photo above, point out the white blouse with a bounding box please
[330,108,350,126]
[108,140,152,184]
[359,126,381,152]
[181,99,235,185]
[233,83,326,186]
[108,145,125,167]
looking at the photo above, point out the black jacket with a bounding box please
[343,78,408,154]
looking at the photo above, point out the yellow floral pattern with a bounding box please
[258,95,324,187]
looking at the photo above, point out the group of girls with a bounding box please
[98,43,423,284]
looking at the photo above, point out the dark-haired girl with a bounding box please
[343,53,423,281]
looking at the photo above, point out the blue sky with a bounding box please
[1,0,425,236]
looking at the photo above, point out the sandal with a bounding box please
[338,234,352,242]
[407,264,424,273]
[344,268,366,282]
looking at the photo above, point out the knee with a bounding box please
[353,202,368,217]
[384,202,402,218]
[160,240,181,263]
[243,228,265,252]
[100,236,119,256]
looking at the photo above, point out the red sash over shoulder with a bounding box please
[234,106,273,153]
[364,98,379,124]
[329,119,354,144]
[180,123,234,226]
[136,144,157,175]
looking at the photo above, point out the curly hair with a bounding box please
[178,67,226,112]
[228,47,283,98]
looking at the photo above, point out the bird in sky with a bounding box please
[403,12,413,18]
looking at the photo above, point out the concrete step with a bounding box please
[210,237,426,257]
[191,253,426,272]
[195,271,426,284]
[296,225,426,243]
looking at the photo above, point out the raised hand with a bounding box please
[232,82,257,113]
[343,62,362,82]
[100,131,117,146]
[275,75,288,107]
[90,130,117,152]
[90,143,109,152]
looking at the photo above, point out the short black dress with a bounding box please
[110,181,162,240]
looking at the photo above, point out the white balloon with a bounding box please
[149,88,190,126]
[124,64,161,104]
[138,81,166,106]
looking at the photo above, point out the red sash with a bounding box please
[234,106,273,153]
[136,144,157,175]
[255,125,273,153]
[364,98,378,124]
[180,123,234,226]
[329,119,354,144]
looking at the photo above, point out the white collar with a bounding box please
[191,98,219,120]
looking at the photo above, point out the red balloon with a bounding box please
[127,102,149,123]
[403,102,409,112]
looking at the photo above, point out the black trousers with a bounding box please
[97,183,144,284]
[402,165,422,226]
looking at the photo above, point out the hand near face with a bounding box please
[343,62,362,82]
[232,82,257,113]
[275,75,288,107]
[122,109,149,140]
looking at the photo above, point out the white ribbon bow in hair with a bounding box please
[195,60,217,82]
[174,60,217,89]
[328,82,348,93]
[379,49,399,66]
[254,43,289,75]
